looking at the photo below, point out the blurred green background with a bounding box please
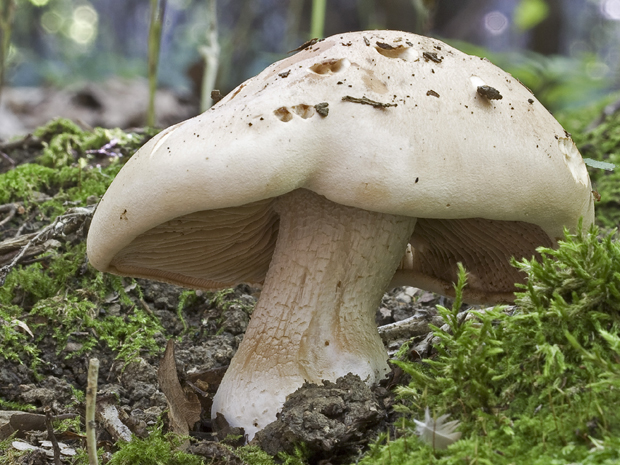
[2,0,620,114]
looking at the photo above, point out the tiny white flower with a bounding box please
[414,407,462,449]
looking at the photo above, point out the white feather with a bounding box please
[414,407,462,449]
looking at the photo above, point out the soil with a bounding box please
[0,117,462,464]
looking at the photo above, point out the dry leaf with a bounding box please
[12,318,34,338]
[158,339,202,437]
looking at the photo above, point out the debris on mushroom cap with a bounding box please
[477,85,503,100]
[342,95,397,108]
[314,102,329,116]
[423,51,443,63]
[210,89,223,103]
[86,30,595,440]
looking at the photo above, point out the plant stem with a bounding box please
[147,0,166,127]
[286,0,304,50]
[310,0,326,39]
[199,0,220,112]
[412,0,434,34]
[0,0,16,106]
[86,358,100,465]
[547,392,566,446]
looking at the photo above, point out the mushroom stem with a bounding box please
[211,189,417,439]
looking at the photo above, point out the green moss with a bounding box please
[234,444,308,465]
[0,399,36,411]
[0,242,166,373]
[53,414,82,435]
[555,93,620,137]
[234,445,278,465]
[0,118,156,223]
[103,426,203,465]
[0,121,165,372]
[33,118,156,169]
[362,225,620,464]
[0,432,26,465]
[176,290,199,333]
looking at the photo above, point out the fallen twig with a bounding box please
[0,133,43,152]
[0,412,78,440]
[0,203,16,227]
[44,406,62,465]
[0,150,15,168]
[85,139,122,158]
[378,314,443,346]
[0,205,94,285]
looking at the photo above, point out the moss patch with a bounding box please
[107,431,204,465]
[0,119,164,372]
[362,225,620,464]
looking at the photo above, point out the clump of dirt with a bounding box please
[252,373,392,462]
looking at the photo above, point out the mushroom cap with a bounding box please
[86,30,594,301]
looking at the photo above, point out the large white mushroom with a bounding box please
[86,30,595,440]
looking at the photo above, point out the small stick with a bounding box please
[86,358,100,465]
[44,406,62,465]
[0,205,94,284]
[0,203,16,226]
[0,133,42,152]
[0,150,15,168]
[342,95,397,108]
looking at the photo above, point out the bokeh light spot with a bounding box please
[69,5,99,45]
[601,0,620,20]
[484,11,509,36]
[41,11,64,34]
[586,60,610,80]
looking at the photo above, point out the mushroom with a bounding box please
[86,30,595,439]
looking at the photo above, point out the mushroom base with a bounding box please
[211,189,417,440]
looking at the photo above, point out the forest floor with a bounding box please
[2,85,620,465]
[0,112,463,464]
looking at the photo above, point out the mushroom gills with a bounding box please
[392,217,555,303]
[108,199,278,289]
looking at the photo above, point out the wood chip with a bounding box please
[210,90,223,103]
[423,51,442,63]
[288,38,319,53]
[342,96,397,108]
